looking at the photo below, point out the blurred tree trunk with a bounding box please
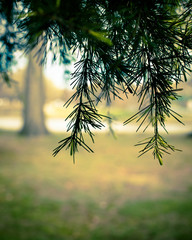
[20,50,48,136]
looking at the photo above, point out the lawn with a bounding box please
[0,130,192,240]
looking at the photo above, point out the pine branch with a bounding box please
[53,54,109,161]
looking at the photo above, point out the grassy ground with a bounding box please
[0,130,192,240]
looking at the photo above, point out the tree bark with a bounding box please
[20,50,48,136]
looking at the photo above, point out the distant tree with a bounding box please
[0,0,191,164]
[20,48,48,136]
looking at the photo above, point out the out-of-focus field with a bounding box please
[0,130,192,240]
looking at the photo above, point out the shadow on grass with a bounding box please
[0,179,192,240]
[0,130,192,240]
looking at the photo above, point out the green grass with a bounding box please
[0,131,192,240]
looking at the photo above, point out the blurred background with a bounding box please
[0,54,192,240]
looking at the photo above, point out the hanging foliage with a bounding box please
[0,0,191,164]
